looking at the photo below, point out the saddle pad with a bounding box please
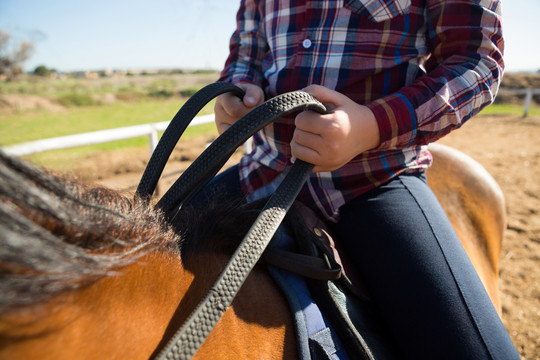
[267,226,350,360]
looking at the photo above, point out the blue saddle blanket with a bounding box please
[268,226,349,360]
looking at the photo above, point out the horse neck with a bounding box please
[0,251,189,360]
[162,251,300,360]
[0,250,298,360]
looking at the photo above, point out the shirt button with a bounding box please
[302,38,312,49]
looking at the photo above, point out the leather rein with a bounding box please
[135,82,326,360]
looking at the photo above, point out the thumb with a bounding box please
[302,84,346,109]
[242,84,264,108]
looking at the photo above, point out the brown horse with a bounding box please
[0,143,505,360]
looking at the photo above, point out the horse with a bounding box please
[426,143,505,313]
[0,141,505,359]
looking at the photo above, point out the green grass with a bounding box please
[480,103,540,117]
[0,72,224,170]
[0,97,217,170]
[0,98,215,146]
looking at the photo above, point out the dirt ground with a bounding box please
[67,112,540,359]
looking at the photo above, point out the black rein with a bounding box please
[135,82,326,360]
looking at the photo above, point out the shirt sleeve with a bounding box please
[366,0,505,150]
[218,0,267,87]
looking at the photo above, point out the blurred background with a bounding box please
[1,0,538,73]
[0,2,538,358]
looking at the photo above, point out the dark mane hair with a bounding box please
[0,151,181,313]
[0,151,260,315]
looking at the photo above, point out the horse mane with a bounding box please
[0,151,260,315]
[0,151,182,314]
[172,196,261,264]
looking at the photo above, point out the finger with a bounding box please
[291,142,339,172]
[290,138,321,166]
[292,126,323,148]
[214,95,241,134]
[303,84,348,109]
[221,92,250,118]
[294,109,333,135]
[243,84,265,108]
[214,83,264,135]
[217,83,263,118]
[214,111,232,134]
[292,141,345,173]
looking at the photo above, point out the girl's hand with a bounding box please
[214,82,264,134]
[291,84,380,172]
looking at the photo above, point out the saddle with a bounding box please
[264,201,401,360]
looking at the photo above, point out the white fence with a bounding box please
[497,88,540,117]
[2,88,538,158]
[3,114,216,157]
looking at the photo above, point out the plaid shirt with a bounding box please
[219,0,504,221]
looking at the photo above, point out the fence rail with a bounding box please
[3,114,215,157]
[2,88,538,158]
[497,88,540,117]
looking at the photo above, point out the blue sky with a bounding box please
[1,0,538,73]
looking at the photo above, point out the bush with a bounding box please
[147,88,175,98]
[56,93,100,107]
[179,87,199,97]
[33,65,52,77]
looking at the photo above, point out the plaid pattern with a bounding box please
[219,0,504,221]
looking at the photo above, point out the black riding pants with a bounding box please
[329,172,518,360]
